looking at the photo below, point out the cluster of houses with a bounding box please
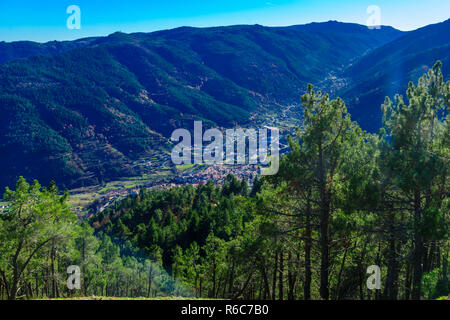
[134,154,171,169]
[95,188,141,213]
[83,163,261,215]
[74,121,298,216]
[170,164,259,186]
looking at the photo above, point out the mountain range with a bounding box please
[0,19,449,190]
[341,19,450,131]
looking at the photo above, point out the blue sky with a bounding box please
[0,0,449,42]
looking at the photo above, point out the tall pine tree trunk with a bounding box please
[412,190,424,300]
[404,261,412,300]
[278,250,284,300]
[304,192,312,300]
[272,251,278,300]
[318,140,330,300]
[386,213,399,300]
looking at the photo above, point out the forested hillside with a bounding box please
[0,22,403,191]
[0,177,191,299]
[0,18,449,301]
[90,63,450,300]
[2,64,445,300]
[0,37,97,65]
[341,18,450,131]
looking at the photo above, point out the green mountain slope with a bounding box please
[0,22,404,190]
[340,19,450,132]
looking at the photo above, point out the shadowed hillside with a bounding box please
[341,19,450,131]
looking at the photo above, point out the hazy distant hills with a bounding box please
[0,20,447,190]
[0,37,99,65]
[341,19,450,131]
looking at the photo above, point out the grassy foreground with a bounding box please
[34,296,449,300]
[35,296,209,300]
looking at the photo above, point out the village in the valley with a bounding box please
[40,107,299,218]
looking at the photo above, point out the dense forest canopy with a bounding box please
[1,62,448,300]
